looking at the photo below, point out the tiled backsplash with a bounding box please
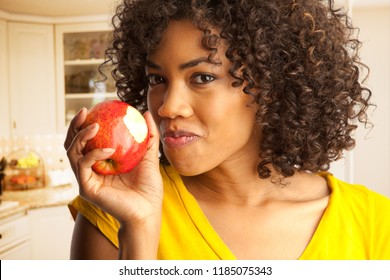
[0,134,76,187]
[0,134,69,170]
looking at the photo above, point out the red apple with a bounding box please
[81,100,149,175]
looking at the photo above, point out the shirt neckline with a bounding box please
[163,165,236,259]
[298,172,337,259]
[163,165,335,260]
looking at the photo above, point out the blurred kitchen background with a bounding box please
[0,0,389,259]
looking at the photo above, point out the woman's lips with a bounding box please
[162,130,200,148]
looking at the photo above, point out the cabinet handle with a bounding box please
[13,121,16,129]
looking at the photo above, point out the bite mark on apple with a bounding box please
[123,106,148,143]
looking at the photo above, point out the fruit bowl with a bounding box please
[4,149,45,191]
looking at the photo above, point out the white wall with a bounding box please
[351,5,390,197]
[0,19,10,139]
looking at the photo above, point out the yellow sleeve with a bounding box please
[68,196,120,248]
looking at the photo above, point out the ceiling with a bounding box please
[0,0,118,17]
[0,0,388,18]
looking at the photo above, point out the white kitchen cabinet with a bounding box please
[0,239,31,259]
[0,213,31,259]
[7,22,57,137]
[28,205,74,260]
[0,19,10,139]
[55,22,116,132]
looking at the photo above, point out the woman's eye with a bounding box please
[147,75,165,86]
[192,74,215,84]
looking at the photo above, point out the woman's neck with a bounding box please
[182,163,329,207]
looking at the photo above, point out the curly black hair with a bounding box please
[102,0,372,179]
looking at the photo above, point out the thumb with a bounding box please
[143,111,160,159]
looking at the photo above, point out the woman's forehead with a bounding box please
[148,20,224,55]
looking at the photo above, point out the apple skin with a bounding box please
[81,100,150,175]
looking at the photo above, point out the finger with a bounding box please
[143,111,160,155]
[64,107,88,150]
[66,123,99,175]
[77,148,116,185]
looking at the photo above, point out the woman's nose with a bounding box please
[157,83,193,119]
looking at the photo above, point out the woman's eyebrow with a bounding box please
[179,57,221,70]
[145,57,222,71]
[145,59,161,70]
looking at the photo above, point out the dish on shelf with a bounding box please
[64,33,107,60]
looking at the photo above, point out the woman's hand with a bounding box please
[64,108,163,226]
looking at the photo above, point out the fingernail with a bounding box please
[78,107,87,115]
[89,123,99,130]
[102,148,115,153]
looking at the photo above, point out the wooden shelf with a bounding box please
[65,92,117,99]
[64,58,104,66]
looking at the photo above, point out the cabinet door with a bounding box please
[0,240,31,260]
[8,22,56,137]
[28,205,74,260]
[0,214,31,260]
[55,22,115,132]
[0,19,10,139]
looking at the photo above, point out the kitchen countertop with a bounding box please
[0,184,78,219]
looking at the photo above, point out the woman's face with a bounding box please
[146,20,259,176]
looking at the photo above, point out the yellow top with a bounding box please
[69,165,390,260]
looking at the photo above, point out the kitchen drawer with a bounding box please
[0,239,31,259]
[0,214,29,251]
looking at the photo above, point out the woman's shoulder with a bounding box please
[320,172,390,217]
[321,172,388,198]
[306,173,390,259]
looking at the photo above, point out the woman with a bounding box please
[65,0,390,259]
